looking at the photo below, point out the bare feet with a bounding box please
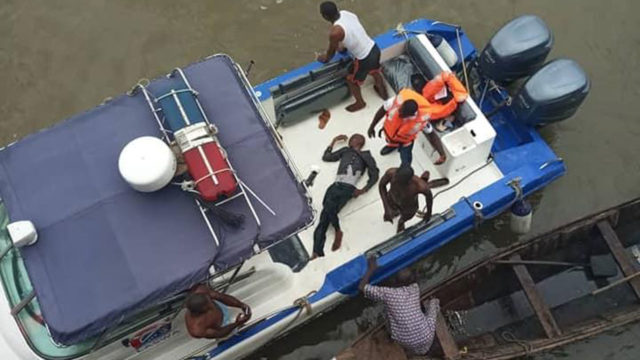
[310,253,319,261]
[318,109,331,129]
[331,230,343,251]
[346,102,366,112]
[435,155,446,165]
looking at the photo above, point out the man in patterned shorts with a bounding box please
[358,256,440,356]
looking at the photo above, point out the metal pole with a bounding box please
[221,261,243,294]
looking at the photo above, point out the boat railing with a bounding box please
[366,207,456,258]
[227,55,317,230]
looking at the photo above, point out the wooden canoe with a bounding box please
[337,197,640,359]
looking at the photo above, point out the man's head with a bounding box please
[320,1,340,22]
[411,74,427,94]
[399,99,418,119]
[395,268,417,287]
[395,164,415,185]
[185,293,209,316]
[348,133,366,151]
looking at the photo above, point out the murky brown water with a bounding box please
[2,0,640,359]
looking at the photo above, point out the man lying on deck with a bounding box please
[312,134,379,259]
[379,165,449,233]
[317,1,388,112]
[359,256,440,356]
[185,285,251,339]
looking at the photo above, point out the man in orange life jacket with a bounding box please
[367,89,446,166]
[317,1,388,112]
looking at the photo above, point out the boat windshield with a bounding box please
[0,202,186,359]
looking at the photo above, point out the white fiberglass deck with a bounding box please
[278,78,503,274]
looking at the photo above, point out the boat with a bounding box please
[0,15,589,360]
[337,197,640,360]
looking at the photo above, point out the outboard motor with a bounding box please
[479,15,553,84]
[513,58,590,126]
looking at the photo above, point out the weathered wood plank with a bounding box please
[596,220,640,299]
[336,329,408,360]
[511,255,562,338]
[435,310,460,360]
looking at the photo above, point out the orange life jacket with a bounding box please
[383,89,431,146]
[421,71,469,120]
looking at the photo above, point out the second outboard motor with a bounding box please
[513,58,590,126]
[479,15,553,84]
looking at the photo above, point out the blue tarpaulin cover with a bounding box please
[0,55,313,345]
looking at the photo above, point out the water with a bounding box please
[2,0,640,359]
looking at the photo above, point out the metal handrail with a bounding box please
[366,208,456,258]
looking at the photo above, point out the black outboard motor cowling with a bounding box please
[479,15,553,84]
[513,58,590,126]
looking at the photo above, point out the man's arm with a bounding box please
[197,313,249,339]
[419,185,434,223]
[367,106,387,138]
[378,168,395,222]
[209,290,245,309]
[358,256,378,292]
[354,152,379,197]
[204,286,251,319]
[317,25,345,63]
[322,134,348,162]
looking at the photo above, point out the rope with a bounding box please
[194,168,233,186]
[501,330,533,354]
[478,80,489,108]
[276,290,317,336]
[455,27,470,92]
[432,156,494,201]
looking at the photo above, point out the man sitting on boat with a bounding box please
[317,1,388,112]
[412,72,469,129]
[379,165,449,233]
[367,88,447,166]
[312,134,379,259]
[359,257,440,356]
[185,285,251,339]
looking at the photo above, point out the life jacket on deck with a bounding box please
[383,88,431,147]
[421,71,468,120]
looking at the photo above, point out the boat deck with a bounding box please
[278,78,503,273]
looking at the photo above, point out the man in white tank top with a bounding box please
[318,1,388,112]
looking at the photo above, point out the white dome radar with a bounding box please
[118,136,177,192]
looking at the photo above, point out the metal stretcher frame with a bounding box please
[132,68,276,249]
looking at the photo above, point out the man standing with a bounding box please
[317,1,388,112]
[379,165,449,233]
[359,256,440,356]
[367,88,447,166]
[185,284,251,339]
[312,134,379,259]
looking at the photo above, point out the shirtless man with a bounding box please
[185,285,251,339]
[317,1,388,112]
[379,165,449,233]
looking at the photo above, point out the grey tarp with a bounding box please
[0,55,313,345]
